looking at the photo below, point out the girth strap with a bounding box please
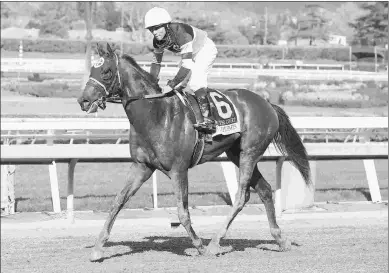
[189,130,205,168]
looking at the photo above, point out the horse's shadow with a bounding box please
[86,236,301,262]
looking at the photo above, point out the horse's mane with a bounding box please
[121,54,161,91]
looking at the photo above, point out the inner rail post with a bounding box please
[275,157,285,217]
[67,159,78,223]
[152,172,158,209]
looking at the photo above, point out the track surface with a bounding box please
[2,207,388,273]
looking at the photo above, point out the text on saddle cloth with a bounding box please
[206,90,241,137]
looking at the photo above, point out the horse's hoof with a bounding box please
[279,239,292,252]
[205,243,220,256]
[90,249,104,262]
[197,246,207,256]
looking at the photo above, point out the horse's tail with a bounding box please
[271,104,312,186]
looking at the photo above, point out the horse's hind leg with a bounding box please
[212,145,290,254]
[206,150,255,255]
[250,166,291,251]
[90,162,153,262]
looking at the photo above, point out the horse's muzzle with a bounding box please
[77,97,89,111]
[77,96,106,114]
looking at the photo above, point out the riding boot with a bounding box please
[193,88,216,143]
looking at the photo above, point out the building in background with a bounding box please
[328,34,347,46]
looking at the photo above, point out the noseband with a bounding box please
[85,54,122,112]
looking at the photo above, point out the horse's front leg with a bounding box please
[172,171,206,255]
[90,162,154,262]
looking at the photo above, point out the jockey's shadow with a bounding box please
[87,236,300,262]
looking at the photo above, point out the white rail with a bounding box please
[2,58,387,81]
[1,117,388,130]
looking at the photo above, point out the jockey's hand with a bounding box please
[162,85,173,94]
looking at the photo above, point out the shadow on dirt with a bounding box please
[86,236,301,262]
[316,187,389,201]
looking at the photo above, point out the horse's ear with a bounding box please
[106,43,114,55]
[97,43,105,56]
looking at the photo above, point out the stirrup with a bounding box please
[203,133,213,143]
[193,121,216,133]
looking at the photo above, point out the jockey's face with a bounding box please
[149,25,166,41]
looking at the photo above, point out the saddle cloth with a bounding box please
[185,89,241,137]
[183,88,241,168]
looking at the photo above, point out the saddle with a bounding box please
[179,88,241,168]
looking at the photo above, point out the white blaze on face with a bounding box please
[93,57,105,68]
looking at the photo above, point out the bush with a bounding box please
[353,85,388,107]
[39,21,69,39]
[2,80,79,98]
[1,38,357,63]
[27,73,44,82]
[25,20,40,29]
[285,47,350,62]
[280,82,388,108]
[1,38,154,55]
[250,76,389,108]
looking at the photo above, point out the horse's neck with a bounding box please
[121,64,178,127]
[124,95,181,140]
[124,63,160,97]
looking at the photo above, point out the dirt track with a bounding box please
[2,211,388,273]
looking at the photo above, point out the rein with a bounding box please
[86,53,172,110]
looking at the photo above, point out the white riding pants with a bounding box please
[178,37,217,94]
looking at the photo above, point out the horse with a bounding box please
[77,43,311,261]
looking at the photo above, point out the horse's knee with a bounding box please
[236,191,250,211]
[177,208,191,226]
[255,179,273,203]
[244,190,250,203]
[261,187,273,202]
[234,185,250,209]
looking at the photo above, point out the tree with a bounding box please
[297,4,330,45]
[1,2,11,18]
[118,2,155,43]
[92,2,121,31]
[349,2,388,46]
[0,2,12,28]
[33,2,78,27]
[77,2,93,88]
[275,10,300,45]
[2,2,39,29]
[39,21,69,38]
[325,2,367,44]
[238,24,263,45]
[31,2,78,37]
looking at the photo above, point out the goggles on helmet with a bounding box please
[148,24,166,32]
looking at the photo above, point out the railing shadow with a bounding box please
[14,197,29,212]
[315,187,389,201]
[85,236,301,262]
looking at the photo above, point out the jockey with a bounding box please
[144,7,217,132]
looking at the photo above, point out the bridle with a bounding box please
[84,52,178,113]
[85,53,122,113]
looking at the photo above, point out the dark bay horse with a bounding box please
[77,43,311,261]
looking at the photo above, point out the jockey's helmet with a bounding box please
[144,7,172,29]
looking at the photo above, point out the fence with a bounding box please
[2,58,388,81]
[1,117,388,221]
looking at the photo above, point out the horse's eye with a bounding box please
[101,69,112,81]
